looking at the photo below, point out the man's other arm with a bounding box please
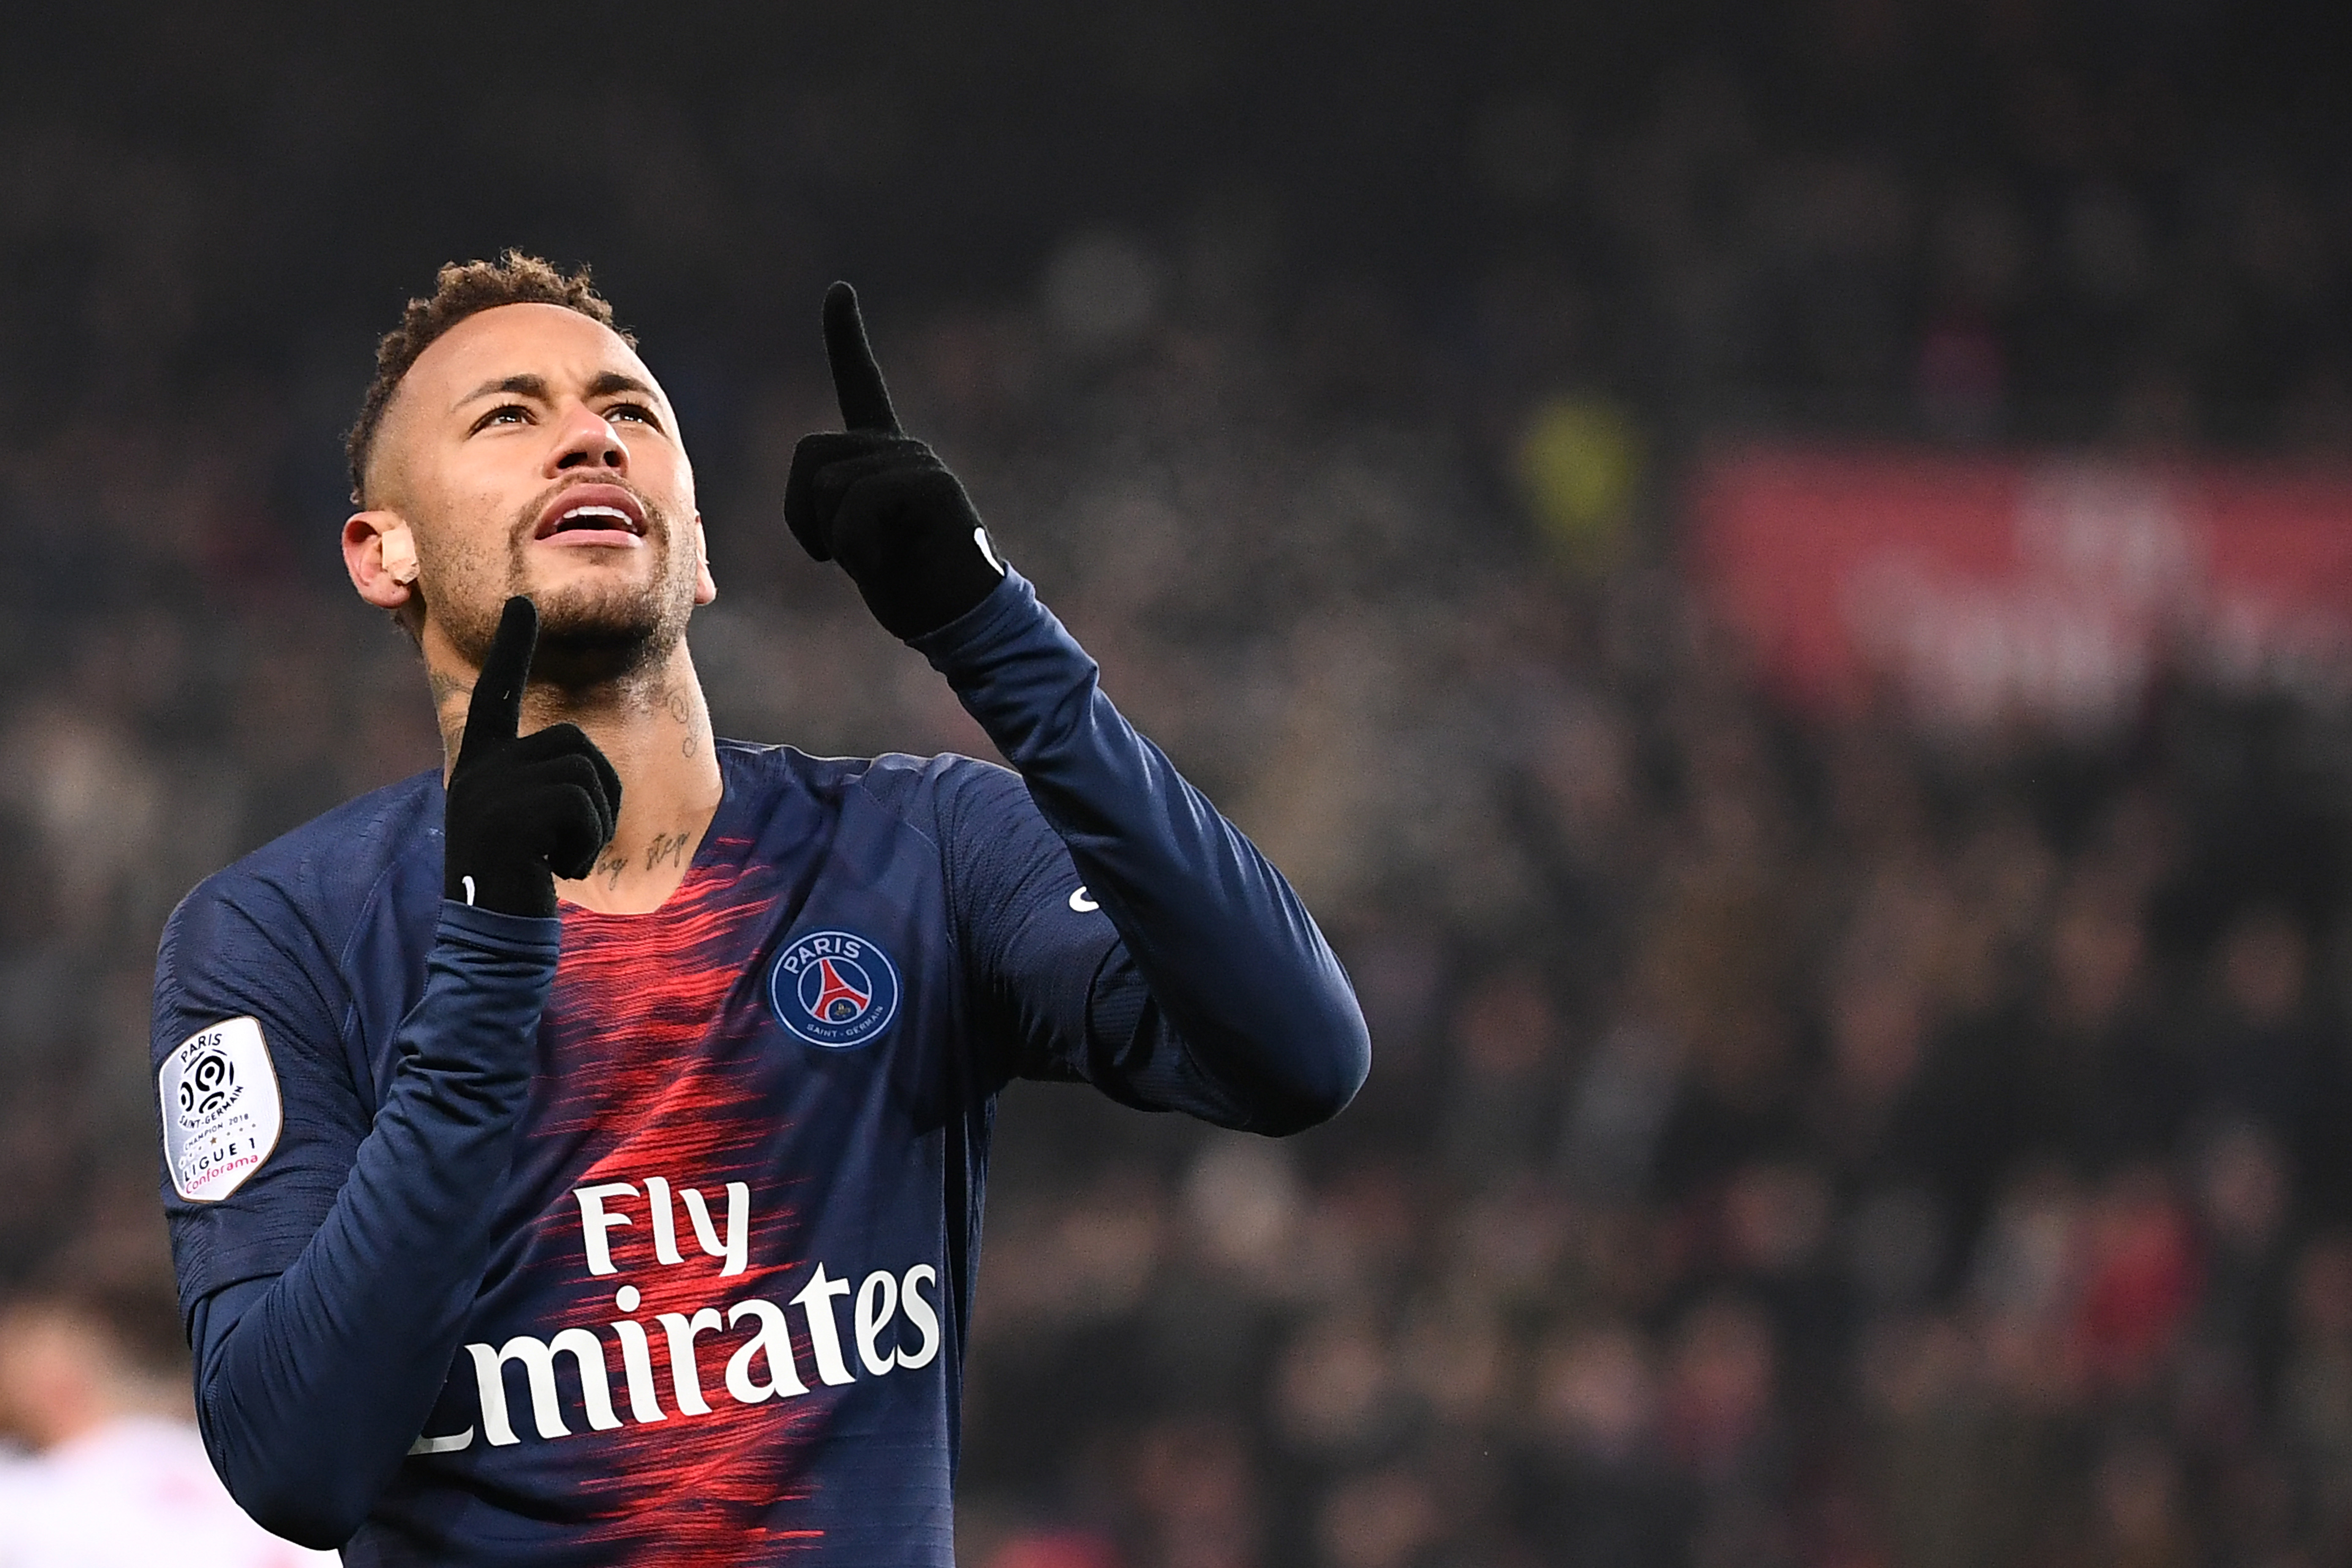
[167,598,617,1547]
[161,895,559,1548]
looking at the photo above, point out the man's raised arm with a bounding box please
[784,286,1369,1132]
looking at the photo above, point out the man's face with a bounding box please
[355,302,713,685]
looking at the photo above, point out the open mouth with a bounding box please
[534,485,649,543]
[551,504,637,534]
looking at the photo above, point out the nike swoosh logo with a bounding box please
[1067,887,1099,913]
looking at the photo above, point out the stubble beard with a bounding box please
[441,487,697,697]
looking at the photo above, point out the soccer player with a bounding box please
[150,254,1369,1563]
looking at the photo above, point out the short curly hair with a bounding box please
[345,250,633,504]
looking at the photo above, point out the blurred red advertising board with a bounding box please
[1688,444,2352,733]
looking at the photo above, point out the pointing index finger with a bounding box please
[463,596,538,755]
[822,281,902,436]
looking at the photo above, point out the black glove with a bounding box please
[442,597,623,918]
[784,282,1007,640]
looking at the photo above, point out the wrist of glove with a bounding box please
[443,598,623,919]
[783,283,1008,642]
[784,429,1006,639]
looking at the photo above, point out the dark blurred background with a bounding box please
[4,3,2352,1563]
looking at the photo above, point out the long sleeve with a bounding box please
[168,901,561,1548]
[914,569,1369,1134]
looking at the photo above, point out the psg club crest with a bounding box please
[769,930,901,1049]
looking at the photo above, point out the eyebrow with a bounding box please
[451,370,659,411]
[586,371,657,400]
[454,373,549,411]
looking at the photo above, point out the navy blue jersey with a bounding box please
[152,573,1368,1564]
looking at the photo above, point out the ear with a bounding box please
[692,516,717,605]
[344,510,420,609]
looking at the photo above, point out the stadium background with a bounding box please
[3,2,2352,1563]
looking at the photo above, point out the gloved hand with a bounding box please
[442,597,623,918]
[784,282,1008,640]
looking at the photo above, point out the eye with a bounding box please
[470,403,532,433]
[605,401,662,429]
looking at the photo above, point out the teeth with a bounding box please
[561,505,631,525]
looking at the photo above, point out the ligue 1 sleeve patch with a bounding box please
[159,1016,283,1203]
[769,930,901,1048]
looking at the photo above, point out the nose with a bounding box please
[547,401,628,475]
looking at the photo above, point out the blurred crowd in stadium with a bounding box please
[3,1,2352,1564]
